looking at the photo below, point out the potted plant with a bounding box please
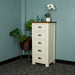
[25,19,35,38]
[9,19,35,50]
[45,4,56,22]
[22,19,35,50]
[9,28,26,49]
[45,12,50,22]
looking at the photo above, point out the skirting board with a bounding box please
[0,55,75,65]
[0,56,20,65]
[56,59,75,65]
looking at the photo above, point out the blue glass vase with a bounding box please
[36,15,40,22]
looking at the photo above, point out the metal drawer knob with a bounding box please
[38,49,42,52]
[38,34,42,36]
[38,26,42,28]
[38,42,42,44]
[38,57,42,59]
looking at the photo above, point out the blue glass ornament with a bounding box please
[41,18,44,22]
[36,15,40,22]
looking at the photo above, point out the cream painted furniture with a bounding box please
[32,22,56,67]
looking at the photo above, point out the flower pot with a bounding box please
[46,18,50,22]
[20,38,32,50]
[24,38,32,50]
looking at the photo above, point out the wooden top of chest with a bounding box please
[32,22,56,23]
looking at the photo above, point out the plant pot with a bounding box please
[24,38,32,50]
[20,38,32,50]
[46,18,50,22]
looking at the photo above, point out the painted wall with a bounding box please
[0,0,21,62]
[21,0,26,35]
[26,0,75,61]
[0,0,75,62]
[21,0,32,55]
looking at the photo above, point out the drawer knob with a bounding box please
[38,26,42,28]
[38,34,42,36]
[38,57,42,59]
[38,49,42,52]
[38,42,42,44]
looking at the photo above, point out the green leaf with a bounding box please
[18,35,26,43]
[45,13,50,17]
[9,28,20,37]
[25,19,35,37]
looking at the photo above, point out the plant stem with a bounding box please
[48,10,49,13]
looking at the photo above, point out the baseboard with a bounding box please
[0,56,20,65]
[22,55,32,58]
[56,59,75,65]
[0,56,75,65]
[0,55,32,65]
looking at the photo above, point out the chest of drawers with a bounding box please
[32,22,56,67]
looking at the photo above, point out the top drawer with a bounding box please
[33,23,47,33]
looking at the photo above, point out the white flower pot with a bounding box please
[46,18,50,22]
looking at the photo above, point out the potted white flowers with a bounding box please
[45,4,56,22]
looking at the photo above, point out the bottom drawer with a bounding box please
[34,56,47,64]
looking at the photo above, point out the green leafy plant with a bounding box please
[9,19,35,43]
[18,35,26,43]
[25,19,35,38]
[9,28,19,37]
[9,28,26,43]
[45,13,50,18]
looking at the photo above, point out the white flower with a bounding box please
[47,4,56,10]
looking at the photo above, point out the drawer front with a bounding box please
[34,46,48,54]
[34,54,47,64]
[34,33,46,40]
[34,24,47,33]
[34,40,46,47]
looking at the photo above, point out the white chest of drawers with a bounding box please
[32,22,56,67]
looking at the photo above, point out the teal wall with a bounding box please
[21,0,32,55]
[0,0,75,62]
[26,0,75,61]
[0,0,21,62]
[21,0,26,35]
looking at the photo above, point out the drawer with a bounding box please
[34,33,46,40]
[34,55,47,64]
[34,51,48,57]
[34,40,45,47]
[34,46,48,54]
[34,24,47,33]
